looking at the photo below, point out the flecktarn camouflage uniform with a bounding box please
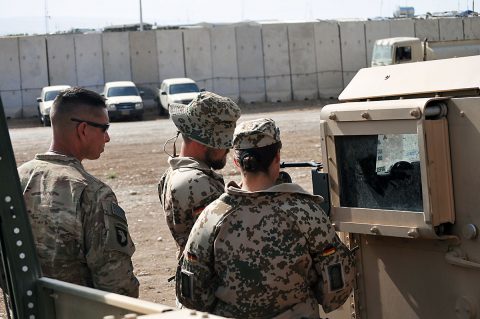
[177,118,355,318]
[179,183,355,318]
[158,91,241,259]
[18,154,139,297]
[158,157,225,259]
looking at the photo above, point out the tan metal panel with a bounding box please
[339,55,480,101]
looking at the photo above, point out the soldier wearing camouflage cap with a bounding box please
[18,87,139,297]
[158,91,241,260]
[178,118,355,318]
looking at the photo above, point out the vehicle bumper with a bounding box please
[108,109,144,119]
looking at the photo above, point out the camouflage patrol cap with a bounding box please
[169,92,241,149]
[233,118,281,150]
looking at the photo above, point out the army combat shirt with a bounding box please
[180,182,355,318]
[158,156,224,259]
[18,154,139,297]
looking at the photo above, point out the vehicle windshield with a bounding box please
[44,90,62,101]
[169,83,199,94]
[371,44,393,66]
[107,86,139,97]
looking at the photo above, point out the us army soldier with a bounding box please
[18,87,139,297]
[158,92,241,260]
[179,118,355,318]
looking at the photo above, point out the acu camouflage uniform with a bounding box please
[18,154,139,297]
[158,92,241,259]
[178,118,355,318]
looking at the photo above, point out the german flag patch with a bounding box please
[321,244,336,257]
[192,206,205,217]
[187,251,198,262]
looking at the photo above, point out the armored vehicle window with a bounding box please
[335,134,423,212]
[395,46,412,62]
[372,44,393,65]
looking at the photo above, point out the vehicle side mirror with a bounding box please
[36,98,42,102]
[100,93,105,97]
[200,88,206,92]
[161,92,167,95]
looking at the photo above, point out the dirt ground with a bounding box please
[1,99,330,316]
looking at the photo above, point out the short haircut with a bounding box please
[234,142,282,174]
[50,87,106,125]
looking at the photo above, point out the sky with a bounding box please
[0,0,476,36]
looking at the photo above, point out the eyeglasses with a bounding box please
[71,118,110,132]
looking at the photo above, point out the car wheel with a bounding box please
[157,102,165,116]
[38,108,43,124]
[43,116,51,127]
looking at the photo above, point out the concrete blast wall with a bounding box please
[314,21,342,98]
[339,21,367,87]
[184,28,213,91]
[47,35,76,86]
[288,23,318,100]
[129,31,159,90]
[75,34,104,92]
[210,26,240,101]
[103,32,132,83]
[236,25,266,103]
[19,36,48,116]
[156,30,185,82]
[0,37,22,118]
[1,17,478,118]
[262,23,292,102]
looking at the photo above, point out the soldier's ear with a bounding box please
[75,121,88,141]
[274,150,280,164]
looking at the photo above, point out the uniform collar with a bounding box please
[168,156,212,171]
[35,153,83,166]
[226,180,320,198]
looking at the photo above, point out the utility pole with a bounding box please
[44,0,49,34]
[139,0,144,31]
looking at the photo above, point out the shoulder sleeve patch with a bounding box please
[103,202,135,256]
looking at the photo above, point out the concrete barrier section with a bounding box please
[463,16,480,40]
[262,23,291,102]
[0,38,21,91]
[210,26,239,101]
[46,35,77,86]
[129,31,159,88]
[184,28,213,91]
[0,37,22,117]
[314,20,343,98]
[288,22,318,100]
[339,21,367,88]
[389,19,415,37]
[102,32,132,83]
[74,34,104,92]
[235,24,266,103]
[415,18,440,41]
[439,17,464,41]
[1,91,23,118]
[365,20,390,66]
[156,30,185,82]
[19,36,49,116]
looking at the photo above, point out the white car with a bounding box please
[157,78,201,115]
[36,85,71,126]
[101,81,144,120]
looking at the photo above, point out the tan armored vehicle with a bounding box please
[321,55,480,319]
[371,37,480,66]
